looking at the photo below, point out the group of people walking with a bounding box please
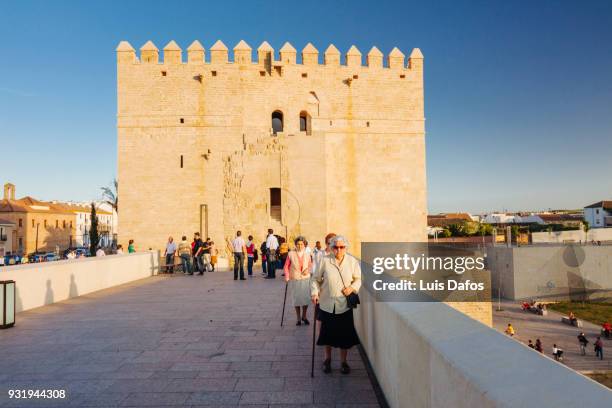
[231,229,362,374]
[508,323,605,361]
[164,233,218,275]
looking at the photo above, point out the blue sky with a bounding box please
[1,0,611,213]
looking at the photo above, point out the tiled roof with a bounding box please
[585,201,612,210]
[0,197,112,215]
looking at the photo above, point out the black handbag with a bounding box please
[337,268,360,309]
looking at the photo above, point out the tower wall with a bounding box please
[117,40,427,256]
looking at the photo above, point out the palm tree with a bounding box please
[101,179,118,213]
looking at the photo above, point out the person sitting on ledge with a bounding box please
[568,311,577,325]
[552,344,564,361]
[521,302,530,311]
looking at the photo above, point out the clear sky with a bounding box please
[1,0,611,214]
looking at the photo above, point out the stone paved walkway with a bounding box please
[0,271,380,407]
[493,301,612,373]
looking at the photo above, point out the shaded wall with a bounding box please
[488,245,612,300]
[0,251,159,313]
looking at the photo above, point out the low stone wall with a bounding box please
[354,290,612,408]
[488,245,612,300]
[0,252,159,313]
[532,228,612,243]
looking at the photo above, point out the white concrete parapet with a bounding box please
[355,290,612,407]
[0,252,159,313]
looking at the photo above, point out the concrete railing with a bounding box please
[0,252,159,313]
[354,290,612,407]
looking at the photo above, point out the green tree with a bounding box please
[448,223,465,237]
[101,179,118,213]
[440,229,452,238]
[89,202,100,256]
[477,223,494,236]
[511,225,520,240]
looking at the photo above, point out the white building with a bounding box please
[51,201,117,247]
[0,218,15,258]
[481,213,545,225]
[584,201,612,228]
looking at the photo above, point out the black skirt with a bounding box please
[316,307,360,349]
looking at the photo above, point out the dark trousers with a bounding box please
[267,259,276,278]
[247,257,254,276]
[180,254,192,274]
[596,347,603,360]
[194,255,204,273]
[165,254,175,273]
[262,259,267,275]
[234,252,245,279]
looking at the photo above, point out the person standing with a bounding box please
[314,233,336,275]
[260,239,268,277]
[232,230,247,281]
[265,229,279,279]
[128,239,135,253]
[595,336,604,360]
[284,236,313,325]
[192,233,204,275]
[201,238,212,272]
[279,237,289,275]
[178,236,193,275]
[311,235,361,374]
[210,241,218,272]
[577,332,589,355]
[505,323,515,337]
[246,235,255,277]
[164,236,177,273]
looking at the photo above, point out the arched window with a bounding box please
[272,111,283,135]
[299,111,311,135]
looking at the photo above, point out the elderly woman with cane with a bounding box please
[284,236,313,326]
[311,235,361,374]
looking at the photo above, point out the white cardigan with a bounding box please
[311,253,361,314]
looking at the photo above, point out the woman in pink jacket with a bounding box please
[284,236,313,325]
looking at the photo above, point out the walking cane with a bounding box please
[311,305,317,378]
[280,281,288,327]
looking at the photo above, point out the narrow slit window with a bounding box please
[299,111,311,135]
[180,155,184,168]
[180,118,184,124]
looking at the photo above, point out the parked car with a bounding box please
[44,253,60,262]
[2,254,22,266]
[28,253,47,263]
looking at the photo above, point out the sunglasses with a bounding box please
[333,246,346,250]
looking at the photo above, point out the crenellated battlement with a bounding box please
[116,40,423,70]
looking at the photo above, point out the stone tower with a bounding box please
[116,39,427,255]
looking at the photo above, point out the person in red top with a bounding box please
[246,235,255,277]
[602,322,612,339]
